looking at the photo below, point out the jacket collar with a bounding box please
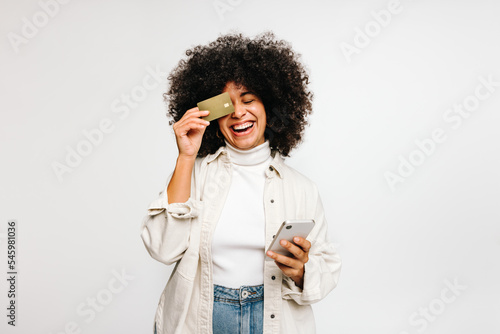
[205,145,284,179]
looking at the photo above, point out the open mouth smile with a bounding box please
[230,121,254,135]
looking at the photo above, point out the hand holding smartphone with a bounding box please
[265,219,315,260]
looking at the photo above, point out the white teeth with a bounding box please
[233,122,253,130]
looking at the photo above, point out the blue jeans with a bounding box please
[153,284,264,334]
[213,284,264,334]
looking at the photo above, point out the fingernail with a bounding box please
[280,240,287,246]
[294,237,300,242]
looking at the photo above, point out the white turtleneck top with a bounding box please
[211,140,273,288]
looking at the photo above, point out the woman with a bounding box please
[141,32,341,334]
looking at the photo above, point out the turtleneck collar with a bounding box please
[224,140,271,166]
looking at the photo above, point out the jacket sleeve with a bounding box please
[140,172,202,266]
[281,186,342,305]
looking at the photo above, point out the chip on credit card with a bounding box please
[197,92,235,122]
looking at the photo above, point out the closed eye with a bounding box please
[243,100,254,104]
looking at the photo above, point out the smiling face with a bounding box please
[217,81,267,150]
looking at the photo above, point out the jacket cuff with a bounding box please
[282,261,321,302]
[167,199,200,218]
[147,190,200,219]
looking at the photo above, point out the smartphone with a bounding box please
[197,92,235,122]
[265,219,315,260]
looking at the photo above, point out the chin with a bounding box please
[230,139,254,149]
[228,137,263,150]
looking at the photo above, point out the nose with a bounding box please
[231,102,247,119]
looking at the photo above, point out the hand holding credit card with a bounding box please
[197,92,235,122]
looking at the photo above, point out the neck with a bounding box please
[225,140,271,166]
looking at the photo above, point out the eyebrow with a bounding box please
[240,91,256,98]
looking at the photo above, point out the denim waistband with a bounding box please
[213,284,264,304]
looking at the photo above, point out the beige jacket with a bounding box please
[140,146,342,333]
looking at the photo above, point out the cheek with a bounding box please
[256,105,266,124]
[259,111,267,127]
[217,118,227,131]
[218,114,232,124]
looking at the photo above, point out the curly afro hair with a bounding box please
[164,31,313,157]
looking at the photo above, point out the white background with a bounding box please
[1,0,499,333]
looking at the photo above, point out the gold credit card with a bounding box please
[197,92,235,122]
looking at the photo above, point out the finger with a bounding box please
[175,114,210,131]
[183,107,210,119]
[279,239,308,263]
[175,118,210,135]
[267,250,303,270]
[275,261,302,278]
[185,118,210,128]
[175,117,207,132]
[183,106,200,115]
[292,237,311,253]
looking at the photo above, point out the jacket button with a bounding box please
[271,314,275,319]
[270,199,274,203]
[271,276,276,280]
